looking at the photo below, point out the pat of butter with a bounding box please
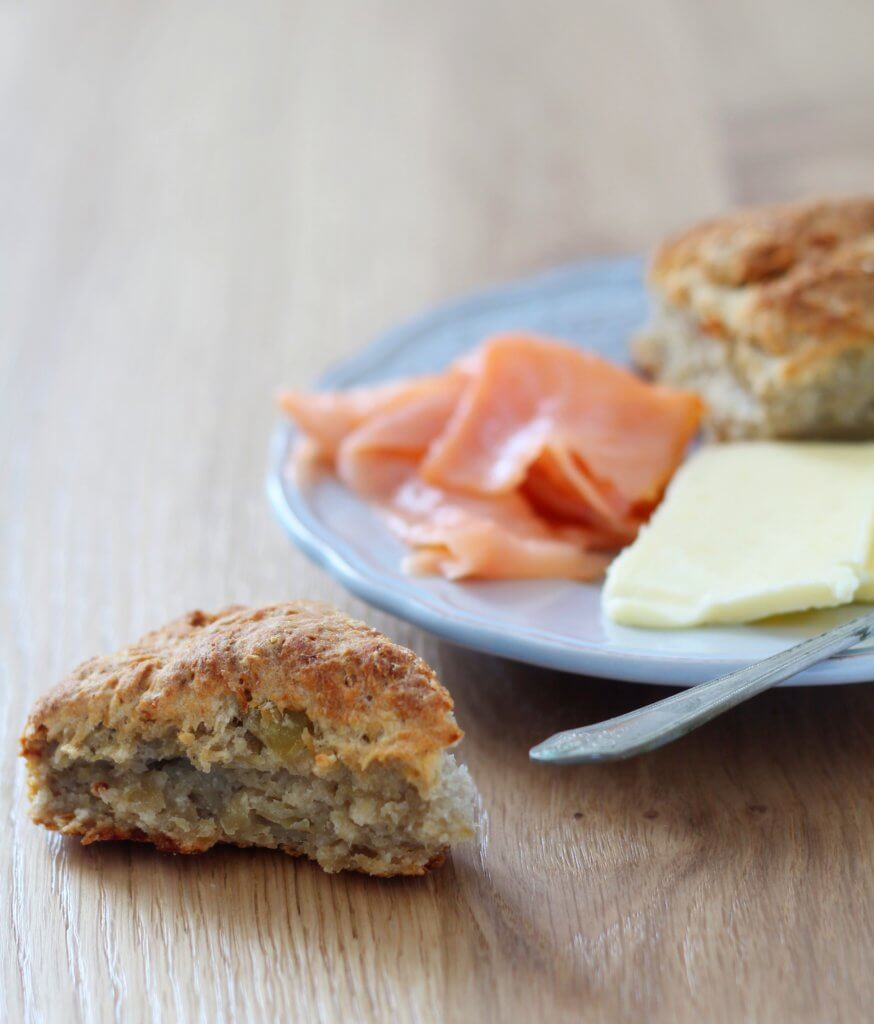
[603,442,874,628]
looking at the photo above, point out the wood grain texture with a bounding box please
[2,1,873,1021]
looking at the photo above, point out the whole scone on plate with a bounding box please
[21,602,478,876]
[633,195,874,439]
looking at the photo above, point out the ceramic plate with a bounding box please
[267,258,874,686]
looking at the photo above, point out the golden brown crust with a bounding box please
[649,196,874,370]
[22,602,462,787]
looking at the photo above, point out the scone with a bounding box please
[633,195,874,439]
[21,603,478,876]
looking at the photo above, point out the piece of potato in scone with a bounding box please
[21,602,478,876]
[633,195,874,440]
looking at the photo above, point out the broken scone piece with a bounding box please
[21,603,478,876]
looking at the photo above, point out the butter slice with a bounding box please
[603,443,874,628]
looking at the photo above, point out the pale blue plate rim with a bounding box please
[266,258,873,686]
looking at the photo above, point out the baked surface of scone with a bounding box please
[21,603,477,876]
[634,196,874,439]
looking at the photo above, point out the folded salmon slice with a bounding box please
[521,448,640,546]
[388,479,609,580]
[421,335,702,521]
[279,383,406,458]
[337,375,467,498]
[279,334,701,581]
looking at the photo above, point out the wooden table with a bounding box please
[2,3,873,1021]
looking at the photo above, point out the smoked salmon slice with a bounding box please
[387,479,610,580]
[421,335,701,519]
[279,334,701,581]
[337,375,467,498]
[278,376,457,460]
